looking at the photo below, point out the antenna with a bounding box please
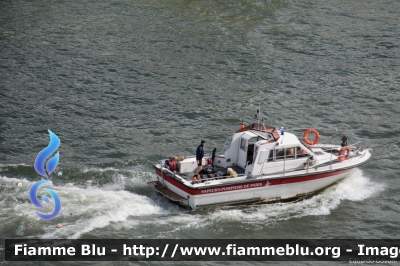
[256,109,260,126]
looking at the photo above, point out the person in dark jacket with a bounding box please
[194,140,206,178]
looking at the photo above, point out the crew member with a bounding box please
[194,140,206,178]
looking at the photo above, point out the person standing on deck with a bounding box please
[194,140,206,178]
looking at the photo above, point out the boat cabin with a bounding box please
[161,123,315,182]
[213,123,313,177]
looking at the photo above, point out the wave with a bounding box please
[0,172,182,239]
[0,168,384,239]
[207,168,384,224]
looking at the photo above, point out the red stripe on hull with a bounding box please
[155,168,352,195]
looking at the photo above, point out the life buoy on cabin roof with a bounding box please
[303,128,320,145]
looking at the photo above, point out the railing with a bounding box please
[319,143,362,166]
[284,127,341,144]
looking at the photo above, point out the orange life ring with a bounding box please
[338,146,350,162]
[303,129,320,145]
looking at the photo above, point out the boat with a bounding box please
[147,118,372,210]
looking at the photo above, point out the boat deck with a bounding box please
[178,165,245,182]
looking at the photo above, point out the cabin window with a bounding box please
[240,138,246,151]
[275,147,295,161]
[253,146,258,163]
[275,149,284,160]
[297,146,308,158]
[226,136,233,150]
[285,148,295,159]
[268,150,274,161]
[248,137,259,145]
[257,150,269,164]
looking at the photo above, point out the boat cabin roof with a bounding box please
[277,132,301,147]
[235,123,280,141]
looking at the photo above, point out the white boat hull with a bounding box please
[155,167,355,210]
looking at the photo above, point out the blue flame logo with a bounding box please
[34,130,60,178]
[30,130,62,220]
[29,180,61,220]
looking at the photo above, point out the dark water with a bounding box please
[1,0,399,265]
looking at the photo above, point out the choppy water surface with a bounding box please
[1,0,399,265]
